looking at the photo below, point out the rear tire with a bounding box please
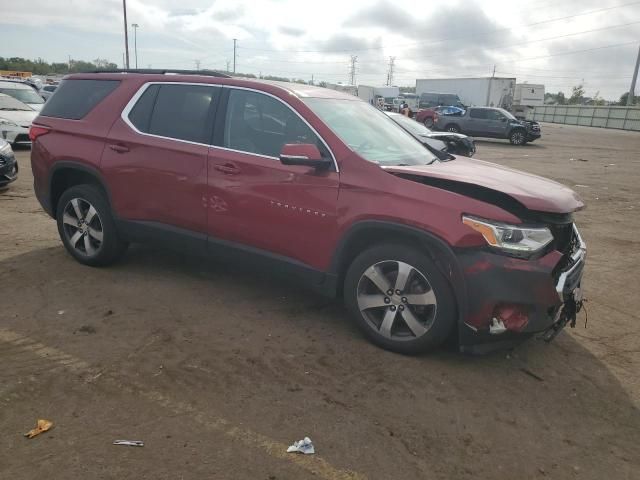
[56,184,128,267]
[444,124,460,133]
[423,117,434,128]
[344,244,456,354]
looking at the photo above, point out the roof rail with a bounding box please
[83,69,232,78]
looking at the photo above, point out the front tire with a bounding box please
[423,117,434,128]
[509,129,527,145]
[444,124,460,133]
[56,184,128,266]
[344,244,456,354]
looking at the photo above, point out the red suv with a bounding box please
[30,70,586,354]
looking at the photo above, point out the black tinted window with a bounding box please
[128,84,159,133]
[148,84,216,143]
[224,89,326,158]
[469,109,488,119]
[40,79,120,119]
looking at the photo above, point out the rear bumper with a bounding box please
[456,226,586,352]
[1,126,31,145]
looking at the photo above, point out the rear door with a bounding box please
[206,87,339,269]
[102,82,219,236]
[466,108,489,136]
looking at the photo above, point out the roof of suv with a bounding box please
[65,71,358,101]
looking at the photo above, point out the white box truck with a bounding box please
[415,77,516,109]
[357,85,400,109]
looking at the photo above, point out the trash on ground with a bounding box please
[24,419,54,438]
[287,436,315,455]
[113,439,144,447]
[57,310,65,315]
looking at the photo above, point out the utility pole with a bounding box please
[627,44,640,105]
[486,64,496,106]
[349,55,358,85]
[68,55,72,70]
[122,0,130,69]
[131,23,139,69]
[387,56,396,86]
[195,59,201,70]
[311,74,314,86]
[226,60,231,72]
[233,39,237,73]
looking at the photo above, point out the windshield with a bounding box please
[303,98,437,166]
[387,113,432,135]
[0,87,44,104]
[0,94,34,111]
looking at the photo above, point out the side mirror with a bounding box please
[279,143,332,169]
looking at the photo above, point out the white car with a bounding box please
[0,93,37,146]
[40,84,58,100]
[0,80,45,111]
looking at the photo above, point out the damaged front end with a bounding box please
[382,160,586,353]
[457,223,586,353]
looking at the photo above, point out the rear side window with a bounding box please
[40,79,120,119]
[128,84,159,133]
[469,109,488,119]
[128,84,216,144]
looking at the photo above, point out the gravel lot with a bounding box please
[1,123,639,479]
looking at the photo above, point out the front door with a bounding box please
[102,83,219,235]
[206,88,339,270]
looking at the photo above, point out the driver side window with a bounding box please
[224,89,328,158]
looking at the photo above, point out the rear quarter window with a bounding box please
[39,79,120,120]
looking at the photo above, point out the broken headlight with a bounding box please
[462,215,553,255]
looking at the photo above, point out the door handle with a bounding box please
[109,144,130,153]
[214,163,240,175]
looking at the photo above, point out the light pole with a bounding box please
[122,0,130,69]
[131,23,139,69]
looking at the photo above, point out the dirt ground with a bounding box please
[1,123,639,479]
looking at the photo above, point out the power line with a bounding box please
[239,1,640,54]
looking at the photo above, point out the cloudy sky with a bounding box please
[2,0,639,100]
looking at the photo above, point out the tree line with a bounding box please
[0,57,118,75]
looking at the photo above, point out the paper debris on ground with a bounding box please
[113,440,144,447]
[287,436,315,455]
[24,419,53,438]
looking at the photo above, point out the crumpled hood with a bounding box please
[383,156,584,214]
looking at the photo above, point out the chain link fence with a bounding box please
[529,105,640,131]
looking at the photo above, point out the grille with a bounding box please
[552,224,579,278]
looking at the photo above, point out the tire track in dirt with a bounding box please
[0,327,365,480]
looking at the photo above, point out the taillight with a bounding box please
[29,125,51,142]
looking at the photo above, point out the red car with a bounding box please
[30,70,586,354]
[415,106,465,128]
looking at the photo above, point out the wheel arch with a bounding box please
[329,220,467,323]
[49,162,112,219]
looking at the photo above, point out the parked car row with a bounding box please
[29,70,585,355]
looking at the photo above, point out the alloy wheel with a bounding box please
[61,197,104,257]
[511,131,525,144]
[356,260,438,341]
